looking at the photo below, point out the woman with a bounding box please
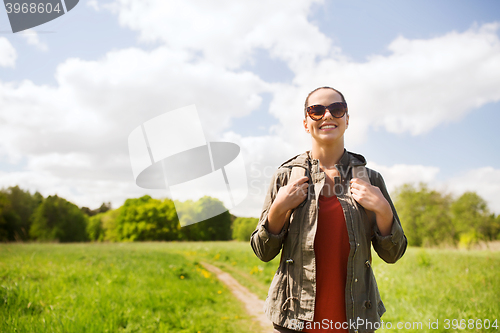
[250,87,407,333]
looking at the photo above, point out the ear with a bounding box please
[303,118,310,133]
[346,113,349,129]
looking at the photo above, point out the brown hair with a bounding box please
[304,87,347,118]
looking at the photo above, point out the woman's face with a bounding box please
[303,88,349,145]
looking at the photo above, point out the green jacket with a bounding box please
[250,150,407,333]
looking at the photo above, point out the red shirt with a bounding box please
[306,194,350,333]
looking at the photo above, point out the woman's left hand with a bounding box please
[350,178,394,236]
[349,178,389,213]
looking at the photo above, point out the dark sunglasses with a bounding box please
[306,102,348,121]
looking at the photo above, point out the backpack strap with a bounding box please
[351,165,376,262]
[352,165,370,184]
[289,166,307,184]
[283,166,306,232]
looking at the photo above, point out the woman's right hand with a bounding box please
[266,176,309,234]
[274,176,309,212]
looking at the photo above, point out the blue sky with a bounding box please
[0,0,499,217]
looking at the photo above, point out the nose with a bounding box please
[323,108,334,119]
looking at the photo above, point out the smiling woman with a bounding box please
[251,87,408,333]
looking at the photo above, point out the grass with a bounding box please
[0,242,257,333]
[1,241,499,332]
[374,247,500,332]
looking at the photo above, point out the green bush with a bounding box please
[232,217,259,241]
[115,196,179,241]
[177,196,233,241]
[86,209,120,242]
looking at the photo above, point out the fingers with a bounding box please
[289,176,309,196]
[349,179,362,192]
[293,176,309,185]
[284,176,308,202]
[292,181,309,197]
[350,178,368,201]
[350,177,369,187]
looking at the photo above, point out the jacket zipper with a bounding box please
[343,167,357,332]
[348,199,357,330]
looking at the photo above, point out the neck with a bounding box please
[311,138,345,170]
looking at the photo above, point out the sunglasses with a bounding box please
[306,102,348,121]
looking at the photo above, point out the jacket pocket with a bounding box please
[356,265,385,327]
[267,265,285,304]
[368,267,385,318]
[287,204,304,236]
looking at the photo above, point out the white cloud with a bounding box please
[444,167,500,214]
[98,1,500,143]
[366,162,441,193]
[0,37,17,68]
[94,1,500,145]
[0,45,270,209]
[0,45,269,155]
[103,0,331,69]
[19,29,48,51]
[54,47,269,137]
[87,0,100,11]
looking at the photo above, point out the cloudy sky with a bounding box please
[1,0,500,218]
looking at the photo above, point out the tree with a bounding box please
[100,208,122,241]
[29,195,88,242]
[394,183,455,247]
[232,217,259,241]
[494,215,500,240]
[451,192,495,245]
[85,208,123,242]
[0,192,20,242]
[0,186,43,241]
[87,213,105,242]
[81,202,112,217]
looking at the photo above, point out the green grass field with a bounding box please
[1,242,499,332]
[0,242,258,333]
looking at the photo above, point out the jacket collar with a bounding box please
[281,149,367,170]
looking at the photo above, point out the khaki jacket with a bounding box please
[250,150,407,333]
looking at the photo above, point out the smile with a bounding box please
[319,124,337,130]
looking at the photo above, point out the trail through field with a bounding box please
[201,262,273,333]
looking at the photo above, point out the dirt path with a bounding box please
[201,262,274,333]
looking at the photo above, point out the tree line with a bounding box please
[1,184,499,247]
[394,183,500,248]
[0,185,247,242]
